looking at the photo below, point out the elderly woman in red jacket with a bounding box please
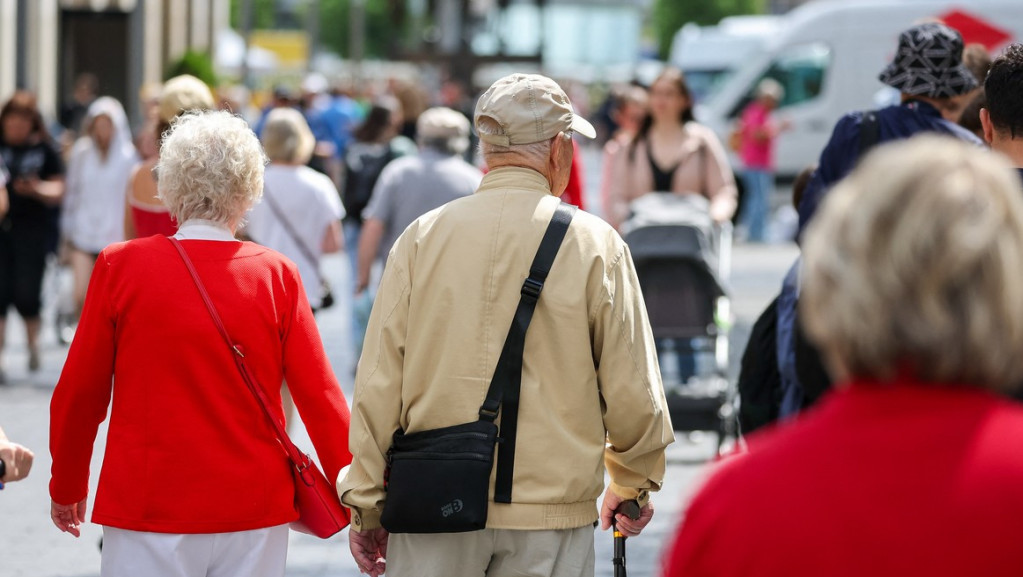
[48,110,352,577]
[664,136,1023,577]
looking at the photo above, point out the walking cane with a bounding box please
[612,500,642,577]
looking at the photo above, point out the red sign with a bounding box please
[938,9,1013,51]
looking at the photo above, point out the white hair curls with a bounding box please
[157,110,267,226]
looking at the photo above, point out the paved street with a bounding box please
[0,238,798,576]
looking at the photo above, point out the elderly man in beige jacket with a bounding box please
[338,73,673,577]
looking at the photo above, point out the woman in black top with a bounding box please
[0,91,66,379]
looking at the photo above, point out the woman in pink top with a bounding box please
[736,78,786,243]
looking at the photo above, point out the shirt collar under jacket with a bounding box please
[476,166,553,197]
[174,219,238,242]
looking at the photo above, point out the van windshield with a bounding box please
[683,69,735,103]
[728,42,831,118]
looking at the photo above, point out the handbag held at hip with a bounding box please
[380,202,577,534]
[169,237,350,538]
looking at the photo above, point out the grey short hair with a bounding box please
[157,110,267,225]
[420,136,470,156]
[801,136,1023,392]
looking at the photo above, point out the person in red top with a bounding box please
[49,110,352,577]
[664,136,1023,577]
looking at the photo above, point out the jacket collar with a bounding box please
[902,98,942,118]
[476,166,554,196]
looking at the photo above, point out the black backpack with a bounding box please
[342,142,397,222]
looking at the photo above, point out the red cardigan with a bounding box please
[50,237,352,534]
[664,380,1023,577]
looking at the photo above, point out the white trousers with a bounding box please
[388,526,595,577]
[100,524,290,577]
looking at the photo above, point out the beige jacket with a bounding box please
[606,122,737,230]
[338,167,674,532]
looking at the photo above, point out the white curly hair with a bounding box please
[157,110,266,226]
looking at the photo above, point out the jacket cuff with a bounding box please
[348,507,382,532]
[609,482,650,508]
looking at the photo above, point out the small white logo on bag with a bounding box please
[441,499,464,517]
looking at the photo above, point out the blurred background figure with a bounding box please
[319,79,364,178]
[604,68,736,231]
[600,84,649,218]
[956,43,994,140]
[246,106,344,314]
[244,106,344,431]
[59,73,98,141]
[602,68,736,386]
[61,97,139,341]
[342,98,417,362]
[216,83,254,124]
[133,83,163,162]
[124,75,214,240]
[355,106,481,296]
[388,78,428,140]
[665,136,1023,577]
[0,91,66,379]
[736,78,788,243]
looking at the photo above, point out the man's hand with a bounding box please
[51,497,88,537]
[599,487,654,537]
[0,440,34,483]
[349,527,388,576]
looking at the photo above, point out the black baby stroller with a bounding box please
[622,193,735,452]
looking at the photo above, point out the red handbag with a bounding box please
[169,237,350,538]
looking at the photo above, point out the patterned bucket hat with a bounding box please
[878,22,978,98]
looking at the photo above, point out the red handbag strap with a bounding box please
[168,237,310,472]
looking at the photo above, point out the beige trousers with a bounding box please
[388,525,595,577]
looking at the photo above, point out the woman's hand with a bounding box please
[51,497,88,537]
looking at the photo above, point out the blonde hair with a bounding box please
[157,110,266,225]
[261,107,315,164]
[801,136,1023,392]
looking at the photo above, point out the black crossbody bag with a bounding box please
[380,202,577,534]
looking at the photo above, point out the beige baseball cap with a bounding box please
[159,75,215,124]
[474,74,596,146]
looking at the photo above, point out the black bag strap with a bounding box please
[478,201,576,504]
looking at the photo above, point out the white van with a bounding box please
[695,0,1023,179]
[670,15,782,103]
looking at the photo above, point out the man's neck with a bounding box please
[990,137,1023,169]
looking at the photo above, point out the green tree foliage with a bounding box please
[230,0,278,30]
[165,50,218,86]
[230,0,404,59]
[318,0,404,59]
[653,0,765,59]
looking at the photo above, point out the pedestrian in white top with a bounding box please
[62,96,139,318]
[245,107,344,312]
